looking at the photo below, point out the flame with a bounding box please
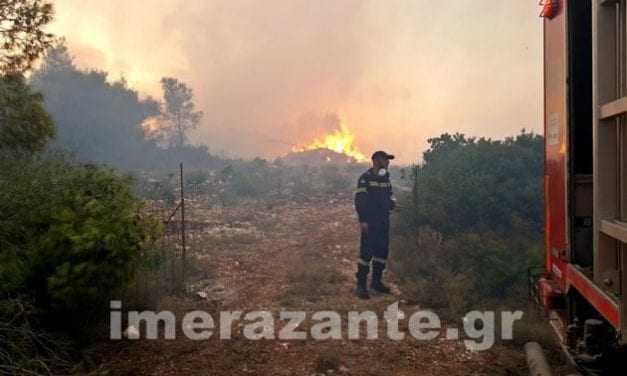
[293,122,367,162]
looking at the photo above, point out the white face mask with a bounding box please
[378,168,387,176]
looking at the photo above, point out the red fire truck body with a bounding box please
[539,0,627,368]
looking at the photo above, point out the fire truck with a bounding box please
[536,0,627,372]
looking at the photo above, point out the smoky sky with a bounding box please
[49,0,543,163]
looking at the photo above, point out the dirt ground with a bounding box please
[95,196,568,376]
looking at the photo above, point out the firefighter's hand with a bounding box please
[360,222,368,234]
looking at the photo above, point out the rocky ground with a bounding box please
[94,195,570,375]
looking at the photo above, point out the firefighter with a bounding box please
[354,151,396,299]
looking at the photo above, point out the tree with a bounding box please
[30,45,161,168]
[0,74,54,152]
[0,1,55,152]
[0,0,55,74]
[29,46,221,170]
[159,77,203,148]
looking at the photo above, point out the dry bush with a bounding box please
[390,227,482,319]
[123,245,214,312]
[391,223,542,322]
[281,255,346,305]
[0,299,73,375]
[123,267,166,312]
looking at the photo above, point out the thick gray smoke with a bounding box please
[50,0,543,162]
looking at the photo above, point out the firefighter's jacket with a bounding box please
[354,169,395,224]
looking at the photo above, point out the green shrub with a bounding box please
[401,131,543,237]
[0,153,160,334]
[391,131,544,317]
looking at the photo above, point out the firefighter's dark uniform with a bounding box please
[354,169,394,291]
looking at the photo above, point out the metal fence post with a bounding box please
[180,162,186,292]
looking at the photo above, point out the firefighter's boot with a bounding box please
[355,263,370,299]
[371,261,391,294]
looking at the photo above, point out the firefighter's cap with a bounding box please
[371,151,395,160]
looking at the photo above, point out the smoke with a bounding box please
[48,0,543,162]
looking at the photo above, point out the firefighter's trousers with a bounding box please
[357,219,389,280]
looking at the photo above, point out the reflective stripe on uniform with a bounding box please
[355,187,367,194]
[368,182,391,188]
[372,257,386,265]
[357,258,370,266]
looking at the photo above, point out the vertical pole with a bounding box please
[180,162,186,292]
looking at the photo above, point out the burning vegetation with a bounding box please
[278,148,365,166]
[291,122,367,163]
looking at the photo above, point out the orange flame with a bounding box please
[293,122,367,162]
